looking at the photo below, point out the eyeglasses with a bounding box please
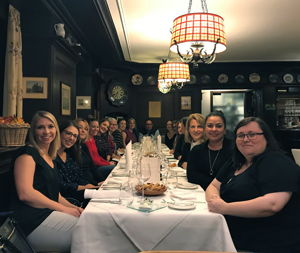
[64,130,78,139]
[236,132,264,141]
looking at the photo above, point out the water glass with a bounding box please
[119,182,134,206]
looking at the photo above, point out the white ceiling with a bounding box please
[106,0,300,64]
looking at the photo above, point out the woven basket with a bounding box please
[0,123,30,146]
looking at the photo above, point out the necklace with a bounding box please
[209,149,220,175]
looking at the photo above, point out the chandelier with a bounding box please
[157,62,190,94]
[169,0,226,66]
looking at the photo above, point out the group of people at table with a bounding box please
[7,110,300,252]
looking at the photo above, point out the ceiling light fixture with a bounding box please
[170,0,226,67]
[157,61,190,94]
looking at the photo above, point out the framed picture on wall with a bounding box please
[61,83,71,115]
[181,96,191,110]
[23,77,48,99]
[76,96,91,109]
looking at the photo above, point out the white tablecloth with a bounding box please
[71,155,236,253]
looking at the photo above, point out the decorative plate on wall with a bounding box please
[147,76,157,85]
[297,74,300,83]
[269,74,278,83]
[235,74,245,83]
[249,73,260,83]
[201,75,210,84]
[188,74,197,84]
[218,74,228,83]
[131,74,143,85]
[283,74,293,83]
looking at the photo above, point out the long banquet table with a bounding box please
[71,153,236,253]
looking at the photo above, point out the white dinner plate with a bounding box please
[112,172,129,177]
[101,184,121,190]
[170,167,185,173]
[177,182,198,190]
[168,202,196,210]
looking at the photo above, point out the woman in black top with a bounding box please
[187,111,232,190]
[164,120,176,150]
[10,111,82,252]
[178,113,206,169]
[173,117,188,160]
[206,117,300,252]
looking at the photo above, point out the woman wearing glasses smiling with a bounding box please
[56,121,100,207]
[206,117,300,252]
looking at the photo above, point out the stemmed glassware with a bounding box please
[138,163,151,202]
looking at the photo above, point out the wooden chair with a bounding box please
[292,149,300,166]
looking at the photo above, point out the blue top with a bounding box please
[56,153,90,194]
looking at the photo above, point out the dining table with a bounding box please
[71,145,237,253]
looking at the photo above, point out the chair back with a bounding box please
[292,149,300,166]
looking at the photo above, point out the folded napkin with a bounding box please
[170,189,197,200]
[125,141,132,172]
[157,135,161,151]
[84,189,120,200]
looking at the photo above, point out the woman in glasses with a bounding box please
[187,111,232,190]
[206,117,300,252]
[56,121,100,206]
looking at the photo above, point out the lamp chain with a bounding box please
[188,0,208,13]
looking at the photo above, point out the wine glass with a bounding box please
[139,163,151,202]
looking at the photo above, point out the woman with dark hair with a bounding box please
[174,116,188,160]
[10,111,82,252]
[94,118,113,161]
[123,118,138,145]
[55,121,100,206]
[187,111,232,190]
[206,117,300,252]
[178,113,207,169]
[85,118,115,180]
[164,120,176,150]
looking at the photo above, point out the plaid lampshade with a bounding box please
[170,13,226,55]
[157,62,190,83]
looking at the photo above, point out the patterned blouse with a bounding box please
[94,134,111,159]
[56,153,90,194]
[111,130,124,149]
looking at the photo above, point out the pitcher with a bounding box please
[54,23,65,37]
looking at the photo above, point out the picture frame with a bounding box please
[61,83,71,115]
[22,77,48,99]
[181,96,191,110]
[76,96,91,109]
[149,101,161,118]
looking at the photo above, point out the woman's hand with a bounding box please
[181,162,187,170]
[169,149,174,154]
[61,206,82,217]
[207,197,227,214]
[98,181,103,186]
[110,161,116,165]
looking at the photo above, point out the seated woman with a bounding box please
[56,121,100,207]
[123,118,138,145]
[10,111,82,252]
[178,113,206,169]
[187,111,232,190]
[174,116,188,160]
[111,118,125,151]
[118,118,127,148]
[94,118,113,160]
[107,117,122,159]
[164,120,176,150]
[206,117,300,252]
[85,118,115,180]
[73,118,104,183]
